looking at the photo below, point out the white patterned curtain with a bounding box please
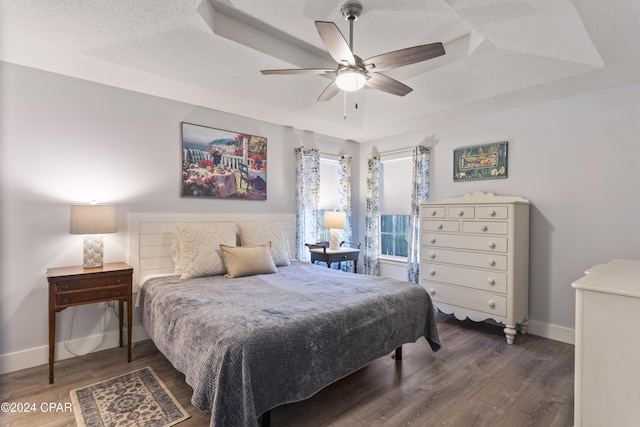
[295,147,320,261]
[364,153,380,275]
[338,154,352,270]
[407,146,430,283]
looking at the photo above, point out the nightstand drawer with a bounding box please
[56,275,129,292]
[336,252,358,262]
[56,284,129,306]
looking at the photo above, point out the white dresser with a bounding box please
[420,192,530,344]
[572,259,640,427]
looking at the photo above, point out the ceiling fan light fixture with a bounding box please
[336,69,366,91]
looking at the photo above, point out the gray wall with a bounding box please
[358,81,640,334]
[0,62,356,370]
[2,58,640,371]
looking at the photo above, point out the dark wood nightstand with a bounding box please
[46,262,133,384]
[306,242,360,273]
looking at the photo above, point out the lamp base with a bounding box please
[83,235,104,268]
[329,229,341,250]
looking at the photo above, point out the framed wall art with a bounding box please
[181,122,267,200]
[454,141,508,182]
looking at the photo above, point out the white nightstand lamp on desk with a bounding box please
[323,210,346,250]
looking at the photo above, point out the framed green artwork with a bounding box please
[454,141,508,182]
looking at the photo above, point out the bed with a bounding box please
[128,213,440,427]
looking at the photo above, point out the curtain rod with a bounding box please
[378,146,415,156]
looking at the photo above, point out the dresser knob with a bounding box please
[437,223,443,230]
[429,289,436,296]
[489,259,496,266]
[431,210,437,216]
[430,238,436,244]
[490,210,497,217]
[488,278,495,285]
[458,210,464,216]
[429,269,436,276]
[482,225,488,232]
[488,300,496,309]
[488,242,496,249]
[430,252,436,259]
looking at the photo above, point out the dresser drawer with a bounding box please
[462,221,508,235]
[56,284,129,306]
[477,206,508,219]
[448,206,475,219]
[421,262,507,293]
[423,233,508,253]
[55,274,130,292]
[423,220,459,232]
[423,248,507,271]
[423,283,507,316]
[423,206,446,218]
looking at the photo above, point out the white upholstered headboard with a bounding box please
[127,212,296,289]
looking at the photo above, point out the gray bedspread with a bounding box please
[141,261,440,427]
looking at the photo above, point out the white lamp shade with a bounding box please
[324,211,346,230]
[70,204,117,235]
[335,69,366,92]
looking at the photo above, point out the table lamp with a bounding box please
[70,204,117,268]
[324,211,346,250]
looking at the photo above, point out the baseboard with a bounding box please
[0,325,149,376]
[526,319,575,345]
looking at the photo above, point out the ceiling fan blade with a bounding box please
[261,68,335,75]
[364,42,445,72]
[315,21,356,66]
[365,73,413,96]
[317,80,341,102]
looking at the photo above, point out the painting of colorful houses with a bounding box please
[181,122,267,200]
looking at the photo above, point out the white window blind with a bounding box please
[380,155,412,215]
[319,158,339,210]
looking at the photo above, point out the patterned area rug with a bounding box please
[70,367,190,427]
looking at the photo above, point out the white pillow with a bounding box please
[169,239,182,275]
[237,222,291,266]
[220,243,277,278]
[177,223,237,279]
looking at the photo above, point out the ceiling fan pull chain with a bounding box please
[344,91,347,119]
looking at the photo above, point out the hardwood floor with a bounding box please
[0,312,574,426]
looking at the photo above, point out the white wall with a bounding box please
[0,62,356,373]
[358,81,640,340]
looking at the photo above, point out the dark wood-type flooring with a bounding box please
[0,312,574,426]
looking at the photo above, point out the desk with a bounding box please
[47,262,133,384]
[309,247,360,273]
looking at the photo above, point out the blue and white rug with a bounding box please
[70,367,189,427]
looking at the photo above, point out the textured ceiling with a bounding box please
[2,0,640,142]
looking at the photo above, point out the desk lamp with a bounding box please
[70,203,117,268]
[323,210,346,250]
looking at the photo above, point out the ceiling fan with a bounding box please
[260,1,445,102]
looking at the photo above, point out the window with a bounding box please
[380,154,412,257]
[380,214,410,256]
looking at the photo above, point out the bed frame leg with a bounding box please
[261,409,271,427]
[394,346,402,361]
